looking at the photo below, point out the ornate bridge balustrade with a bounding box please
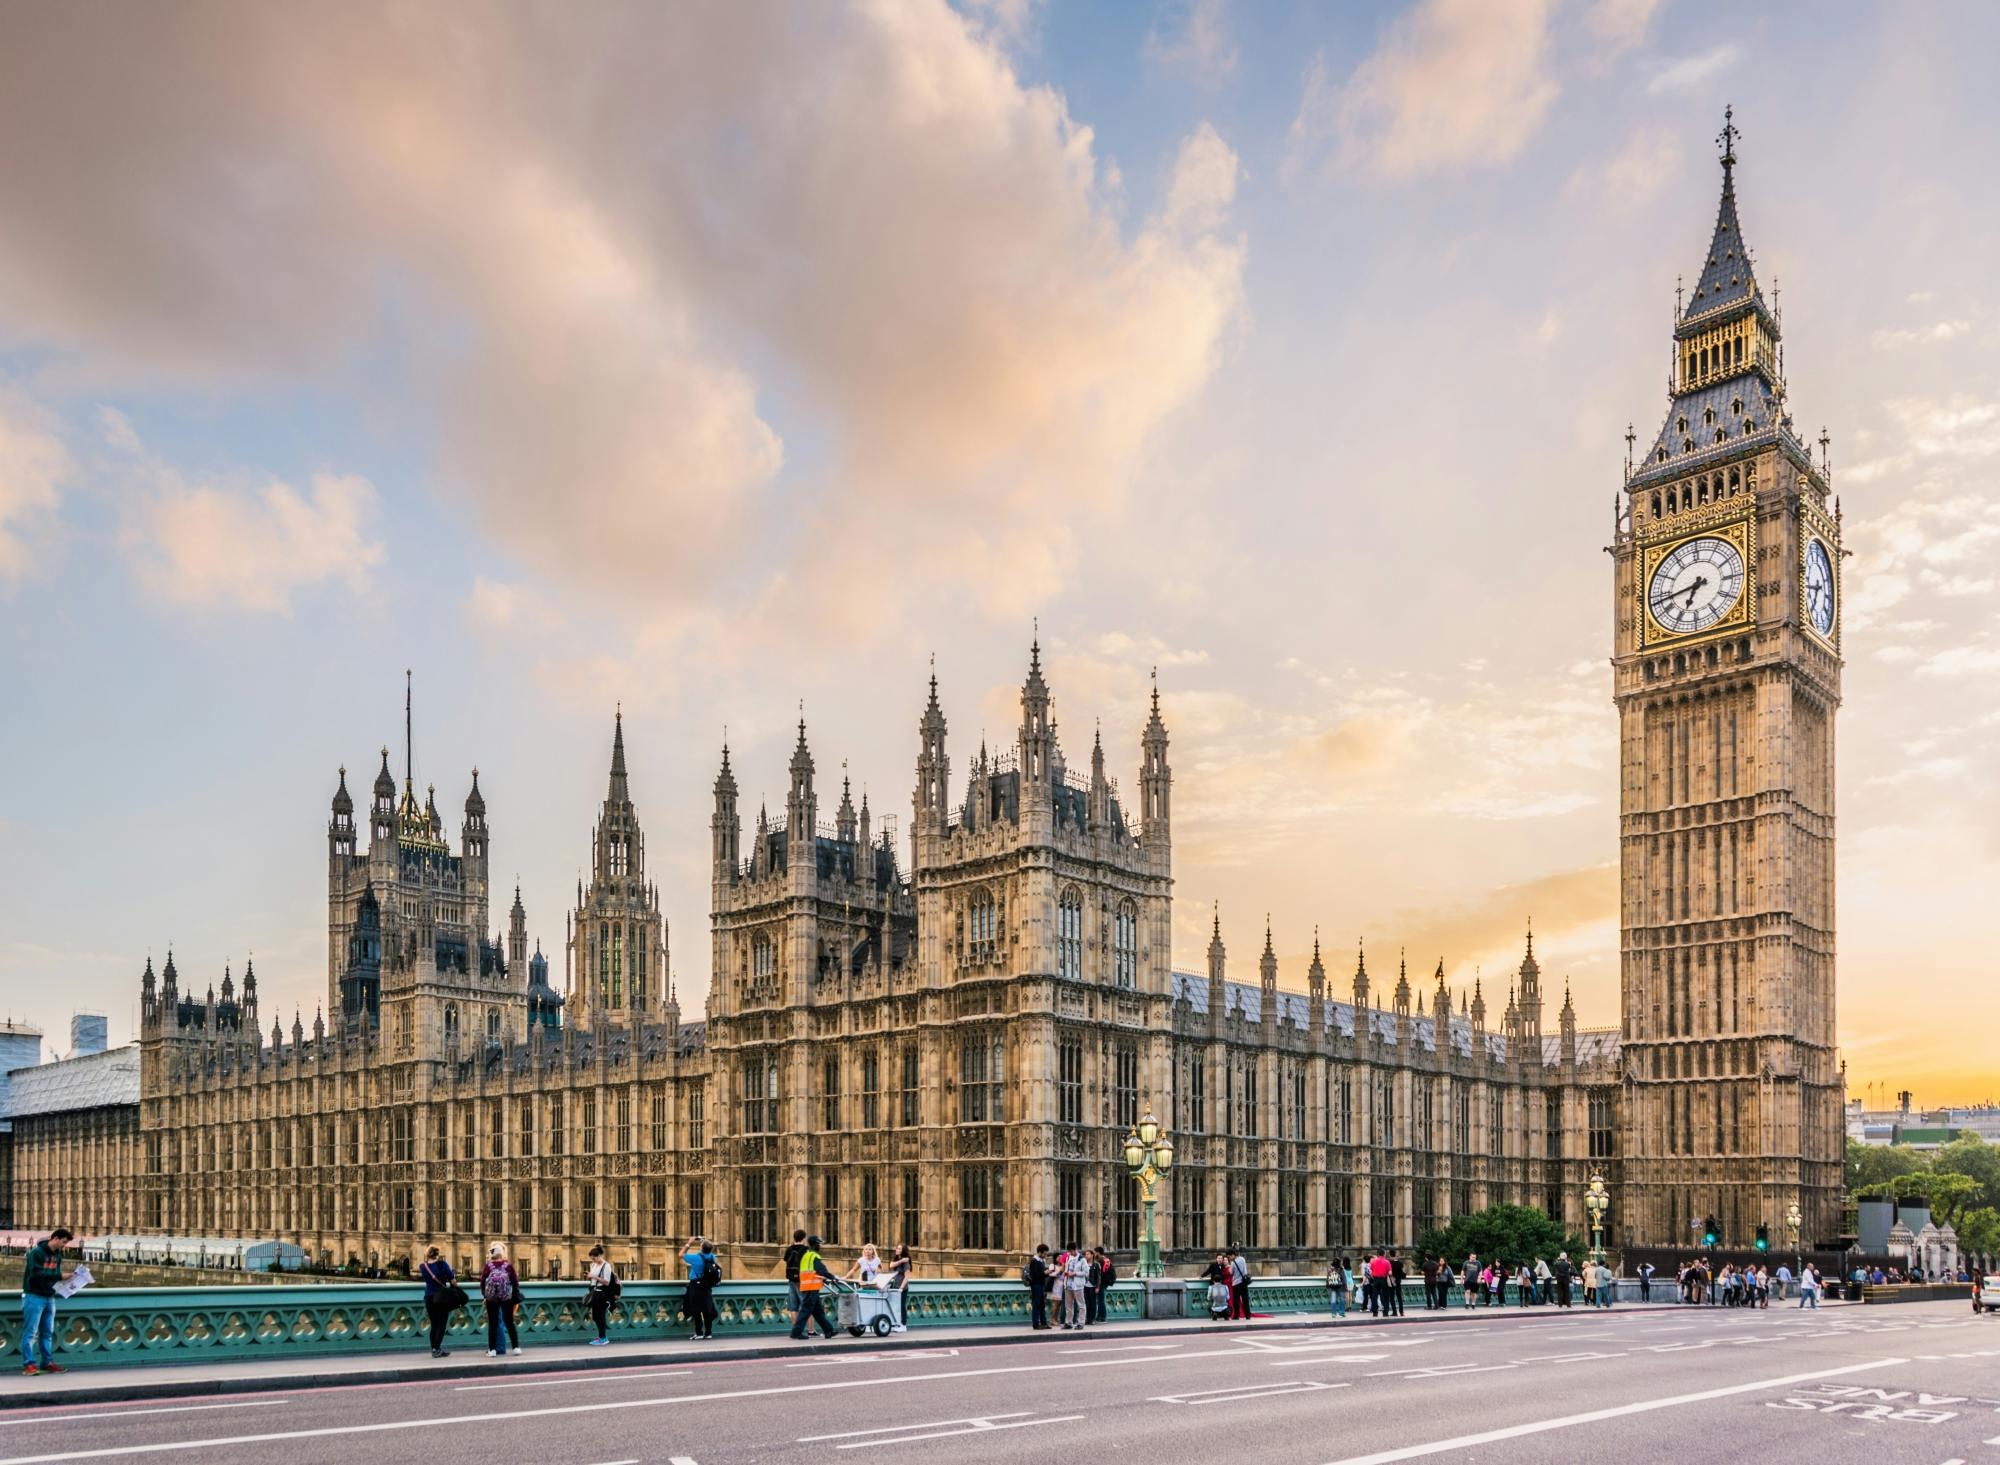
[0,1277,1271,1366]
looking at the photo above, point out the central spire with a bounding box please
[607,705,630,804]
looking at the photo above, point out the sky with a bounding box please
[1,1,1995,1104]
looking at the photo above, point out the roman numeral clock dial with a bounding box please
[1647,535,1745,636]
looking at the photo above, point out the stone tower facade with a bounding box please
[1612,113,1846,1248]
[568,710,669,1028]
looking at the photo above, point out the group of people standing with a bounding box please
[1022,1243,1118,1330]
[1323,1249,1616,1314]
[1675,1259,1822,1307]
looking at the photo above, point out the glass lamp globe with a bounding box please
[1154,1135,1175,1172]
[1137,1111,1160,1146]
[1124,1133,1146,1172]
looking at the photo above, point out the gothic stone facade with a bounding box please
[108,644,1624,1282]
[23,119,1839,1276]
[1611,122,1846,1250]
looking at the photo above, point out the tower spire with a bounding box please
[404,669,413,789]
[607,705,629,803]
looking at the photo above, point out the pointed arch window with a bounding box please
[969,888,998,963]
[1057,887,1083,980]
[1113,900,1138,989]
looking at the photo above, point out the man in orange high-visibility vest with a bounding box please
[790,1235,839,1341]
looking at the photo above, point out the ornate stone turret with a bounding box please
[1259,918,1278,1035]
[1352,939,1370,1008]
[1206,906,1226,1037]
[712,740,740,880]
[1432,959,1451,1028]
[1560,981,1578,1067]
[1306,931,1326,1035]
[1140,668,1171,853]
[1394,950,1412,1018]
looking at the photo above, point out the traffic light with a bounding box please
[1755,1224,1770,1253]
[1702,1216,1719,1248]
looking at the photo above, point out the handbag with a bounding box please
[443,1282,471,1311]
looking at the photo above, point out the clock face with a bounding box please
[1803,536,1835,636]
[1648,535,1745,636]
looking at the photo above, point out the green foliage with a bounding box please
[1412,1204,1587,1267]
[1959,1207,2000,1257]
[1845,1132,2000,1220]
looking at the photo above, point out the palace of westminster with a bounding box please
[6,121,1848,1279]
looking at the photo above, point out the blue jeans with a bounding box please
[1330,1288,1347,1317]
[21,1295,56,1367]
[1800,1291,1816,1309]
[1596,1288,1613,1308]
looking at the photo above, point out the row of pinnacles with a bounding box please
[1190,913,1594,1078]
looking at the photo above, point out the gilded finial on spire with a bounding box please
[1718,103,1738,178]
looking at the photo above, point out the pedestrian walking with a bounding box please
[585,1245,619,1345]
[1387,1251,1406,1316]
[19,1227,73,1376]
[480,1242,521,1357]
[419,1246,463,1357]
[1799,1263,1820,1309]
[1025,1244,1053,1330]
[1488,1260,1505,1307]
[789,1235,837,1341]
[883,1243,912,1332]
[1773,1262,1792,1301]
[783,1229,808,1316]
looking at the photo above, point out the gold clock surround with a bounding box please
[1638,512,1755,650]
[1798,500,1840,651]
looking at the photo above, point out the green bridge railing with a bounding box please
[2,1275,1657,1368]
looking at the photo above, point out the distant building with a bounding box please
[70,1013,108,1058]
[1846,1098,2000,1149]
[0,1020,45,1226]
[5,1045,142,1232]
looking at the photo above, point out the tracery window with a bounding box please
[968,888,998,963]
[1057,887,1083,979]
[1113,901,1137,989]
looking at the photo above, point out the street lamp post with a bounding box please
[1124,1106,1175,1280]
[1786,1200,1802,1279]
[1585,1171,1610,1269]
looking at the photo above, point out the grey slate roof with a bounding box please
[1682,170,1761,325]
[5,1044,141,1118]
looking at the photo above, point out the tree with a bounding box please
[1856,1171,1982,1226]
[1413,1204,1586,1267]
[1958,1207,2000,1259]
[1933,1135,2000,1212]
[1846,1138,1929,1193]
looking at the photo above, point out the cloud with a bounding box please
[465,576,545,634]
[1917,644,2000,678]
[1870,320,1972,348]
[134,470,383,615]
[1582,0,1661,51]
[0,386,71,577]
[1567,125,1682,210]
[1293,0,1560,181]
[1145,0,1239,87]
[0,3,1245,633]
[1647,42,1744,94]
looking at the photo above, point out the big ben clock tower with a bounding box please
[1613,111,1845,1250]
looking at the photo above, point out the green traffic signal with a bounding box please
[1754,1224,1769,1252]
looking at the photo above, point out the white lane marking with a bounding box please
[801,1412,1033,1440]
[668,1457,700,1465]
[1154,1380,1348,1405]
[1517,1352,1625,1364]
[0,1402,290,1427]
[790,1348,961,1367]
[830,1415,1084,1450]
[456,1370,691,1392]
[1318,1357,1909,1465]
[1271,1354,1388,1367]
[0,1343,1254,1464]
[1057,1343,1181,1354]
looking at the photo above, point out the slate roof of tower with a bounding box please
[1682,166,1762,326]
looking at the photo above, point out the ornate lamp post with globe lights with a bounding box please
[1124,1106,1175,1279]
[1586,1171,1610,1267]
[1786,1199,1802,1278]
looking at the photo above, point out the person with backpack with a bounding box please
[1637,1260,1655,1301]
[782,1229,809,1316]
[1326,1254,1350,1318]
[789,1235,838,1341]
[1231,1249,1253,1321]
[1024,1244,1053,1330]
[1093,1248,1116,1323]
[419,1246,463,1358]
[585,1245,620,1345]
[481,1242,521,1357]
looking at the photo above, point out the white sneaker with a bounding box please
[891,1325,907,1333]
[588,1338,609,1346]
[486,1350,496,1357]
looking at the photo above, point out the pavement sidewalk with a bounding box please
[0,1297,1777,1410]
